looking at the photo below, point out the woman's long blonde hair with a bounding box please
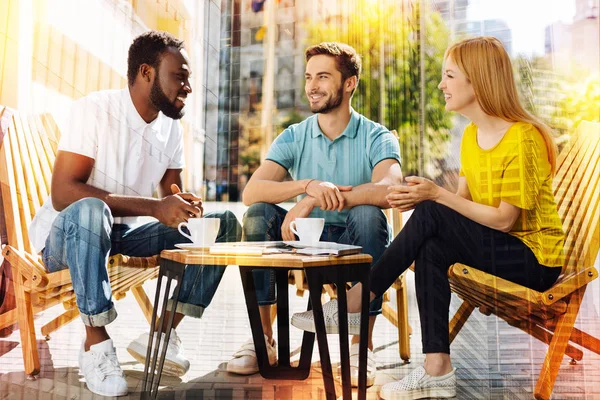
[445,36,558,174]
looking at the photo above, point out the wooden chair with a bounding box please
[446,121,600,400]
[0,105,160,376]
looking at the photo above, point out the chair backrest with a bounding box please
[0,105,61,256]
[553,121,600,276]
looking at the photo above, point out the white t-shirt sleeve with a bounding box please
[57,98,98,159]
[168,122,185,169]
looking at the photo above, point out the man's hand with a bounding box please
[386,176,440,211]
[171,184,204,217]
[152,184,202,228]
[281,196,317,241]
[305,180,352,212]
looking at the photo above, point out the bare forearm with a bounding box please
[341,182,391,209]
[436,188,513,232]
[51,181,160,217]
[243,179,310,206]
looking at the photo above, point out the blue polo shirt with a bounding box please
[266,108,401,226]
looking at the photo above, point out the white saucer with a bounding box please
[175,243,212,252]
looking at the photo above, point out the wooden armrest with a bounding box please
[2,245,47,289]
[541,266,598,306]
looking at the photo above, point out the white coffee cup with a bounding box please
[178,218,220,247]
[290,218,325,244]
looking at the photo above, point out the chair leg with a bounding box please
[534,287,586,400]
[449,301,474,344]
[13,270,40,376]
[40,308,80,338]
[131,285,154,325]
[396,273,411,362]
[568,327,600,355]
[517,322,583,361]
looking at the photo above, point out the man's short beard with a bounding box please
[150,76,185,120]
[310,86,344,114]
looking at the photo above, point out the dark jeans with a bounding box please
[243,202,391,316]
[370,201,561,354]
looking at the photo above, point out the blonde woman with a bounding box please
[291,36,565,399]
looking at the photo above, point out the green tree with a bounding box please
[553,75,600,132]
[303,0,453,177]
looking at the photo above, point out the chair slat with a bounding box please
[26,115,53,199]
[1,123,29,253]
[15,114,43,220]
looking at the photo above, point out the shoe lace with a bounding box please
[93,351,123,380]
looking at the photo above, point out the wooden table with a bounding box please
[142,248,373,400]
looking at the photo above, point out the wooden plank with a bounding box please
[535,287,586,400]
[40,308,79,337]
[131,286,154,325]
[17,114,44,219]
[13,267,40,375]
[26,114,52,199]
[8,117,34,254]
[0,132,25,252]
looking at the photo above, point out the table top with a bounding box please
[160,249,372,268]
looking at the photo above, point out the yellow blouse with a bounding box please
[459,122,565,267]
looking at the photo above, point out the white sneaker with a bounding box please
[127,329,190,377]
[78,339,128,397]
[226,335,277,375]
[379,366,456,400]
[291,299,361,335]
[337,343,376,387]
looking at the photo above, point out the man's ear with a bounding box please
[139,64,154,83]
[345,76,358,93]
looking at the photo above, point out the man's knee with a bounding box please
[243,202,279,235]
[347,205,387,230]
[63,197,113,234]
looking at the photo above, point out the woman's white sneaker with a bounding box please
[291,299,362,335]
[78,339,128,397]
[379,366,456,400]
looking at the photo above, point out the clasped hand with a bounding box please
[154,184,204,228]
[305,180,352,212]
[386,176,440,211]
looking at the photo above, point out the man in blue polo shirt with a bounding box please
[227,42,403,386]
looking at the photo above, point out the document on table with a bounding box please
[208,241,362,256]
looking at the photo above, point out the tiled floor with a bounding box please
[1,204,599,399]
[1,266,599,400]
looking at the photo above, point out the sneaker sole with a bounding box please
[85,381,128,397]
[291,316,361,335]
[226,363,259,375]
[127,345,188,377]
[380,387,456,400]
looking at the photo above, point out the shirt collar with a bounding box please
[311,108,360,139]
[123,88,163,132]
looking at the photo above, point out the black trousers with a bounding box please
[370,201,561,354]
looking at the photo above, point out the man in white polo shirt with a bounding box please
[28,31,241,396]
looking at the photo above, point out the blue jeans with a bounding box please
[42,198,242,327]
[242,202,390,316]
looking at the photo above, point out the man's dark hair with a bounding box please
[127,31,184,86]
[305,42,362,82]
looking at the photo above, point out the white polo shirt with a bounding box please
[29,88,185,253]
